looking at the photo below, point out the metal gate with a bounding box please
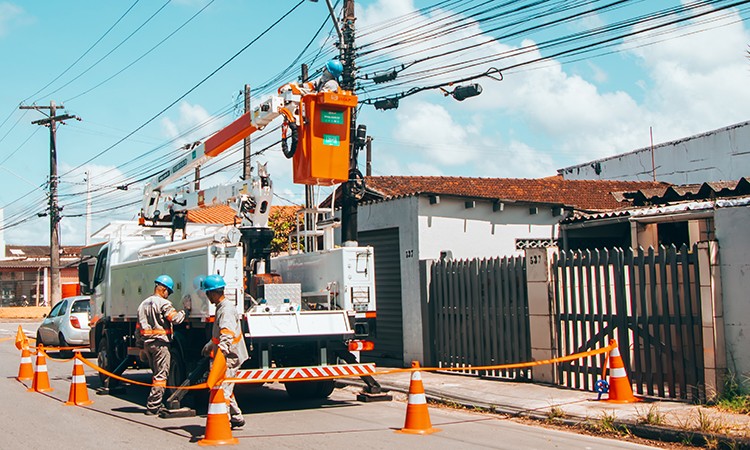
[358,228,404,367]
[553,245,704,401]
[430,256,530,379]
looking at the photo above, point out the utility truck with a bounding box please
[80,82,385,405]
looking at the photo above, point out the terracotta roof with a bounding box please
[618,177,750,206]
[363,176,668,211]
[187,205,301,225]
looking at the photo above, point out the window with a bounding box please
[54,300,68,317]
[48,301,65,318]
[92,247,109,288]
[71,300,90,314]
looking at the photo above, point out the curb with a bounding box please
[340,379,750,450]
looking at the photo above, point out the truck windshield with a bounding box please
[92,248,109,288]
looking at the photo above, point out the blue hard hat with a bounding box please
[155,275,174,294]
[325,60,343,79]
[202,274,226,292]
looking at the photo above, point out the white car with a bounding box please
[36,296,91,351]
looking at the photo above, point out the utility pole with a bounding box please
[340,0,358,246]
[242,84,252,180]
[301,64,317,252]
[20,102,80,306]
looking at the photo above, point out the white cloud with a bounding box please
[0,3,24,37]
[161,101,217,145]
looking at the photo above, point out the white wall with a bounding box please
[559,121,750,184]
[416,196,558,259]
[713,206,750,383]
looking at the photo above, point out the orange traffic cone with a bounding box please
[65,355,93,406]
[28,344,53,393]
[397,361,440,435]
[198,386,238,446]
[17,347,34,381]
[605,339,639,403]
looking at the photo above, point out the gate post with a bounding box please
[526,247,557,384]
[697,240,726,400]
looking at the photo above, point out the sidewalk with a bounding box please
[342,369,750,448]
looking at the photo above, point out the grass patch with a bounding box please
[696,409,729,434]
[546,405,566,421]
[635,403,666,426]
[715,374,750,415]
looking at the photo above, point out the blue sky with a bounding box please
[1,0,749,245]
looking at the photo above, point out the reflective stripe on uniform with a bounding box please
[141,329,171,335]
[153,379,167,387]
[166,310,177,320]
[220,328,242,344]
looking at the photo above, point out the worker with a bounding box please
[201,274,248,428]
[313,59,343,92]
[136,274,191,415]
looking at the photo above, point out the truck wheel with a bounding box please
[166,346,186,398]
[97,334,124,384]
[97,336,110,384]
[284,380,336,399]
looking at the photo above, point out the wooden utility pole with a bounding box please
[242,84,252,180]
[340,0,359,245]
[20,102,80,306]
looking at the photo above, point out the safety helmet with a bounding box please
[155,275,175,294]
[202,274,226,292]
[325,60,344,79]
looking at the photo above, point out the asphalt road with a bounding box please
[0,321,660,449]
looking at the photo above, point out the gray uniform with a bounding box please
[137,294,187,412]
[206,298,248,422]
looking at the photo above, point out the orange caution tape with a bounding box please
[75,354,208,391]
[0,336,14,342]
[228,342,618,385]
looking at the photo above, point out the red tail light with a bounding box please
[348,340,374,352]
[70,316,81,329]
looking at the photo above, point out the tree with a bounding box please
[267,206,303,255]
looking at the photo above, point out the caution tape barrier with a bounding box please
[8,335,617,390]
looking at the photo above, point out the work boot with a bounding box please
[145,406,165,416]
[230,417,245,429]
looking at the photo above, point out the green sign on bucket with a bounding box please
[323,134,340,146]
[320,110,344,124]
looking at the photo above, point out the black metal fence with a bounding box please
[430,256,530,379]
[553,245,704,401]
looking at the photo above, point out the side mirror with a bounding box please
[78,262,91,295]
[42,313,47,318]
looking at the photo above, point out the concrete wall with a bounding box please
[713,206,750,383]
[558,121,750,184]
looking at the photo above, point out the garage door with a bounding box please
[358,227,403,367]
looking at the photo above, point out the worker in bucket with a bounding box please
[313,59,343,92]
[136,275,191,415]
[201,274,248,428]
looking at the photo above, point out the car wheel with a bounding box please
[59,333,73,358]
[35,330,43,347]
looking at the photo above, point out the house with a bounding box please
[558,120,750,184]
[326,175,667,365]
[0,244,83,306]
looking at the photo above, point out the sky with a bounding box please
[1,0,749,246]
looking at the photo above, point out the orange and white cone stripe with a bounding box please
[65,356,93,406]
[199,386,238,446]
[606,340,639,403]
[28,344,53,393]
[17,347,33,381]
[397,361,440,435]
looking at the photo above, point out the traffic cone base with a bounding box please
[198,386,238,446]
[65,356,93,406]
[28,345,53,393]
[17,348,34,381]
[605,340,639,403]
[396,362,441,435]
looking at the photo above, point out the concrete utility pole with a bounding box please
[242,84,252,180]
[340,0,359,245]
[85,170,91,246]
[20,102,80,306]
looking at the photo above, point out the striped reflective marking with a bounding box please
[411,371,422,381]
[21,357,31,363]
[36,365,48,372]
[610,347,621,357]
[236,363,376,381]
[610,367,627,378]
[408,393,427,405]
[72,375,86,383]
[207,402,228,415]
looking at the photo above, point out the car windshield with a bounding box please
[71,300,90,314]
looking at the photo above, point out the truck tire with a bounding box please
[97,332,125,384]
[166,346,186,398]
[97,336,111,384]
[284,380,336,400]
